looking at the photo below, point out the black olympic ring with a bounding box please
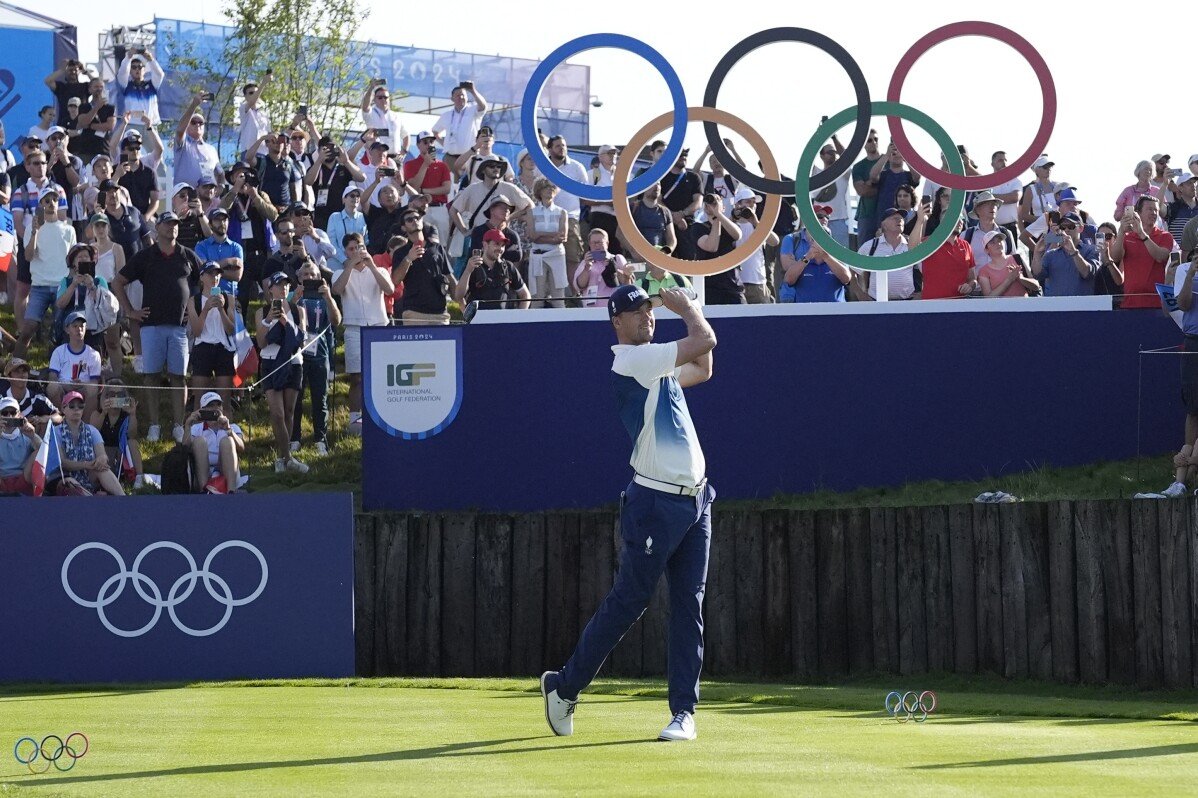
[13,732,89,773]
[702,27,872,197]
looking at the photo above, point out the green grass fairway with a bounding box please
[2,678,1197,797]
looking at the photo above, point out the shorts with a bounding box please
[528,249,567,297]
[24,284,58,323]
[191,342,235,378]
[260,360,302,392]
[0,474,34,495]
[1183,337,1198,416]
[343,325,363,374]
[139,324,189,376]
[17,253,31,284]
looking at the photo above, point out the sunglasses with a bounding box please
[67,402,85,410]
[290,134,305,141]
[189,120,205,126]
[1059,224,1077,231]
[277,229,296,236]
[28,161,46,166]
[0,410,17,417]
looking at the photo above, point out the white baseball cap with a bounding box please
[171,182,194,198]
[200,391,223,407]
[733,186,761,203]
[982,229,1007,247]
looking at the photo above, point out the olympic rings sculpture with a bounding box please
[61,541,269,638]
[14,733,89,774]
[884,690,938,723]
[522,24,1056,274]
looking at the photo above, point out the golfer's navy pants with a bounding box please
[558,480,714,714]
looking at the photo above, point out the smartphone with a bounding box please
[302,279,324,294]
[373,128,390,137]
[111,396,131,409]
[471,249,482,259]
[77,261,96,277]
[0,418,21,430]
[377,166,397,177]
[271,298,284,315]
[377,78,387,85]
[201,93,214,102]
[209,285,222,298]
[198,408,220,422]
[1044,232,1063,248]
[297,104,308,116]
[1171,252,1183,267]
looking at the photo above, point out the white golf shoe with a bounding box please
[658,711,696,741]
[540,671,576,736]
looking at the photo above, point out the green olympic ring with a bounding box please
[795,101,966,272]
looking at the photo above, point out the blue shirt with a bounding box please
[1040,241,1098,297]
[611,342,704,488]
[296,294,335,363]
[196,237,245,296]
[779,232,845,303]
[1182,268,1198,336]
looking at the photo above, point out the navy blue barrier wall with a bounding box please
[363,306,1181,512]
[0,494,355,683]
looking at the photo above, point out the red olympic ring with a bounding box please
[886,21,1056,191]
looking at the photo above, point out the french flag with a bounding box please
[118,417,137,482]
[31,423,64,497]
[231,309,258,388]
[0,205,14,274]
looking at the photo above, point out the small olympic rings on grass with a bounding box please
[884,690,937,722]
[13,733,89,774]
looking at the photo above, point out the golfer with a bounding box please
[542,284,716,742]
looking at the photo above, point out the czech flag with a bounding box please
[118,417,137,483]
[31,423,64,497]
[0,205,15,274]
[231,309,258,388]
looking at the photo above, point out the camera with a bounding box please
[1,417,22,430]
[378,166,397,177]
[733,208,753,222]
[243,172,259,187]
[297,104,308,116]
[198,408,220,422]
[302,279,324,294]
[703,192,720,206]
[77,260,96,277]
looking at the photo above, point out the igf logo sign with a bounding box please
[387,363,436,387]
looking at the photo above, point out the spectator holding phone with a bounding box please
[1030,212,1099,296]
[433,81,488,166]
[402,132,453,242]
[238,72,273,161]
[195,207,245,290]
[116,49,164,125]
[575,228,633,307]
[1113,195,1173,309]
[91,379,144,489]
[326,187,369,271]
[57,389,124,495]
[292,261,341,456]
[110,120,164,219]
[0,396,42,496]
[247,131,305,212]
[14,189,76,358]
[305,136,366,230]
[1113,160,1160,222]
[255,272,309,473]
[173,94,223,190]
[170,183,212,250]
[188,262,237,407]
[221,161,280,316]
[361,79,409,155]
[54,244,118,362]
[455,228,532,309]
[693,192,744,305]
[182,391,244,494]
[392,211,455,325]
[334,234,393,433]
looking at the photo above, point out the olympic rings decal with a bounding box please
[61,541,269,638]
[884,690,938,723]
[522,23,1055,275]
[13,733,89,773]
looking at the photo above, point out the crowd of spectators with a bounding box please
[5,50,1198,496]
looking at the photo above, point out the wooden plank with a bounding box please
[1047,501,1078,682]
[817,509,848,678]
[1073,501,1107,683]
[921,506,953,674]
[376,515,410,676]
[972,504,1003,674]
[640,575,670,677]
[948,504,977,674]
[1192,498,1198,688]
[509,514,547,676]
[439,513,476,676]
[406,515,443,675]
[1159,500,1193,688]
[543,514,581,670]
[474,515,512,676]
[788,510,818,678]
[1019,504,1052,681]
[735,511,766,674]
[869,507,898,674]
[998,504,1029,680]
[844,507,874,675]
[762,509,792,677]
[607,507,643,677]
[1100,501,1136,685]
[702,509,736,677]
[1130,501,1164,687]
[896,507,928,676]
[353,515,378,677]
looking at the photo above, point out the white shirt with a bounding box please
[362,106,408,155]
[339,265,389,327]
[855,236,915,299]
[546,156,587,218]
[24,220,75,286]
[611,341,705,487]
[590,164,616,216]
[189,421,244,469]
[735,220,767,285]
[49,342,103,383]
[433,105,481,154]
[990,177,1023,226]
[809,167,852,221]
[238,100,270,157]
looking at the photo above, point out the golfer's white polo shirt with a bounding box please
[611,342,705,488]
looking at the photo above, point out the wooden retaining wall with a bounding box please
[353,501,1198,686]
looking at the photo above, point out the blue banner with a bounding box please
[0,27,55,156]
[0,494,355,683]
[362,307,1182,512]
[363,325,463,440]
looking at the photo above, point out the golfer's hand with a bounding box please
[658,286,695,314]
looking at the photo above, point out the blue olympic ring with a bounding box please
[520,33,687,202]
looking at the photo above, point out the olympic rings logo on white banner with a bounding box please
[61,541,269,638]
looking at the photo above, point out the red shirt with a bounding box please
[1120,227,1173,309]
[921,235,974,299]
[372,253,402,315]
[402,158,451,205]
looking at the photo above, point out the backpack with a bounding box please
[160,444,195,494]
[93,286,120,332]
